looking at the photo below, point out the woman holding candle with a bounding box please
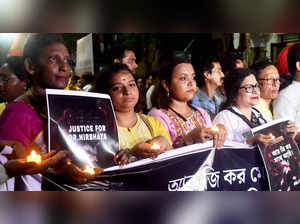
[149,57,227,148]
[94,64,172,165]
[0,34,99,190]
[213,68,297,146]
[0,140,68,190]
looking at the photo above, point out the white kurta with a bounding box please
[273,81,300,131]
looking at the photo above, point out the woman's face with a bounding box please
[236,74,260,108]
[167,63,196,102]
[257,65,280,101]
[34,43,71,90]
[109,70,139,113]
[0,64,27,102]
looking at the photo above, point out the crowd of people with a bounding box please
[0,33,299,191]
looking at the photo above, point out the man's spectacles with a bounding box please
[239,83,260,93]
[258,78,280,85]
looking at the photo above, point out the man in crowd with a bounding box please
[111,44,138,74]
[191,57,225,119]
[221,50,245,75]
[251,60,280,121]
[273,43,300,143]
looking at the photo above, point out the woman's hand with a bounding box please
[184,127,213,145]
[146,136,172,151]
[4,150,68,178]
[131,136,171,159]
[0,140,27,159]
[114,149,134,166]
[184,124,227,149]
[210,124,227,149]
[247,134,283,147]
[61,161,102,185]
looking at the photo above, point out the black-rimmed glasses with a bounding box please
[239,83,260,93]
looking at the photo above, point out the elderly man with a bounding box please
[252,60,280,121]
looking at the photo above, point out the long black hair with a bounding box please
[151,56,191,109]
[92,63,147,113]
[4,56,30,83]
[221,68,256,110]
[93,63,133,94]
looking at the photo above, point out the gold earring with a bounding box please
[167,91,170,97]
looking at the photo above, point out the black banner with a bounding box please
[51,144,269,191]
[206,148,268,191]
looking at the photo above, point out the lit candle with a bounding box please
[269,133,275,139]
[211,125,219,132]
[26,150,42,164]
[151,143,160,150]
[83,165,95,175]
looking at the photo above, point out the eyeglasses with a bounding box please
[239,83,260,93]
[258,78,280,85]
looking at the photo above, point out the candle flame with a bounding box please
[151,143,160,150]
[26,150,41,164]
[211,125,219,132]
[269,133,275,139]
[83,165,95,175]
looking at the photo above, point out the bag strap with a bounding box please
[227,107,266,129]
[251,107,268,125]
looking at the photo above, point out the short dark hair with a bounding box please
[80,73,94,83]
[23,34,66,64]
[221,68,256,110]
[4,56,29,82]
[196,56,221,87]
[288,43,300,77]
[250,60,274,79]
[221,50,244,74]
[110,43,136,62]
[151,56,191,109]
[278,43,300,90]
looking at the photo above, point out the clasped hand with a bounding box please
[184,124,227,149]
[115,136,172,165]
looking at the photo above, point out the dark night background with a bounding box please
[1,0,300,224]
